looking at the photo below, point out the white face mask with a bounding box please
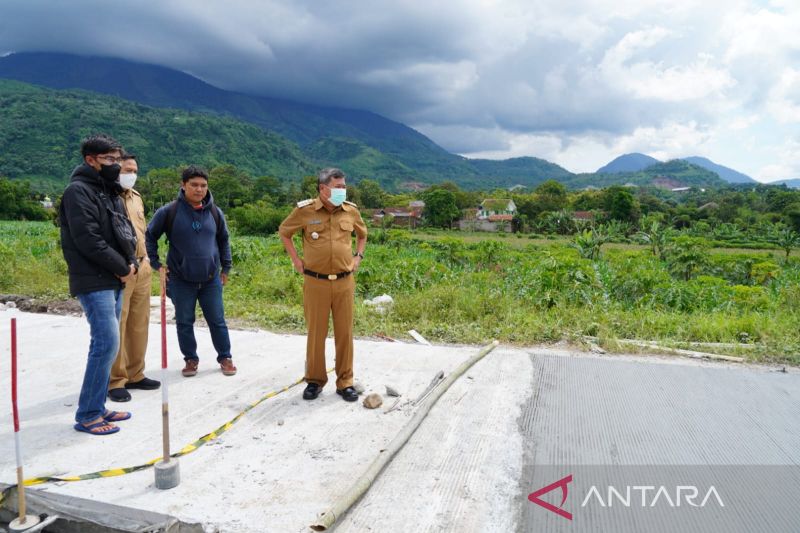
[119,173,137,190]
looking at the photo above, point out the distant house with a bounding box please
[460,199,516,232]
[478,199,516,219]
[399,182,427,192]
[372,201,424,228]
[572,211,595,221]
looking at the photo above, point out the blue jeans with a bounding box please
[76,289,123,424]
[168,274,231,362]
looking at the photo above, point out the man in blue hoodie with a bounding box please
[145,165,236,377]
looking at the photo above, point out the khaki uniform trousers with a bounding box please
[303,273,355,390]
[109,260,152,389]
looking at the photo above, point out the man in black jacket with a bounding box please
[60,134,138,436]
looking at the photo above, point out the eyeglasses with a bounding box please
[94,155,122,164]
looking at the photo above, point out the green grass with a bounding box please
[3,221,799,366]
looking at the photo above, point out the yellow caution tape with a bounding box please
[17,370,331,487]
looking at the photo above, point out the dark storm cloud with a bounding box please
[0,0,797,178]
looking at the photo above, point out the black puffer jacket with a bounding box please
[59,164,133,296]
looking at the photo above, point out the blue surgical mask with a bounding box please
[329,188,346,206]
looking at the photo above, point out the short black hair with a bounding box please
[80,134,122,157]
[121,152,137,161]
[181,165,209,183]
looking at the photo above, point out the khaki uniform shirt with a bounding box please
[279,198,368,274]
[121,189,147,260]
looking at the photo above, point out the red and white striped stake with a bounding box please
[154,271,179,489]
[160,273,171,461]
[10,317,39,529]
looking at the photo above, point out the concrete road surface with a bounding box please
[1,310,798,532]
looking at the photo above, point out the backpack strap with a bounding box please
[210,205,221,236]
[165,200,223,243]
[164,200,179,243]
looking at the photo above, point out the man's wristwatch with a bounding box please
[354,252,364,259]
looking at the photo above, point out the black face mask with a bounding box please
[99,163,121,183]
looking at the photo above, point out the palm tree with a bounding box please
[775,227,800,262]
[572,228,607,260]
[637,220,672,261]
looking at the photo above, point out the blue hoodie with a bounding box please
[145,188,232,283]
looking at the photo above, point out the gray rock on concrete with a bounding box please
[363,393,383,409]
[589,342,607,354]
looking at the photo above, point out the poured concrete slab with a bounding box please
[1,310,798,532]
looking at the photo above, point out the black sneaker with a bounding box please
[336,387,358,402]
[303,383,321,400]
[108,387,131,402]
[125,377,161,390]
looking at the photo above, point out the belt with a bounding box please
[303,269,352,281]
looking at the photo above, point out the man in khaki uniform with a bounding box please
[108,154,160,402]
[279,168,367,402]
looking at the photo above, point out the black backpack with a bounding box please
[102,192,138,262]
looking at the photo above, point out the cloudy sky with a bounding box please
[1,0,798,181]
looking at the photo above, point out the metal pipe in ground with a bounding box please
[310,340,500,531]
[8,317,41,531]
[154,272,180,490]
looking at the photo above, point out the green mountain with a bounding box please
[567,159,729,189]
[681,156,755,184]
[596,153,756,185]
[0,53,747,193]
[0,79,315,191]
[467,157,573,187]
[0,52,570,190]
[0,77,572,191]
[596,153,660,173]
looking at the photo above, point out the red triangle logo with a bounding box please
[528,474,573,520]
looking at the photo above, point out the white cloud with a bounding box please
[767,68,800,123]
[757,138,800,182]
[599,28,735,101]
[457,120,714,173]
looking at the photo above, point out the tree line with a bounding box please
[3,166,800,245]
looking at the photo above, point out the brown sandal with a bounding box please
[220,358,237,376]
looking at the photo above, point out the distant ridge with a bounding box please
[681,156,755,184]
[597,153,756,185]
[597,153,660,174]
[0,52,763,191]
[766,178,800,189]
[0,52,570,190]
